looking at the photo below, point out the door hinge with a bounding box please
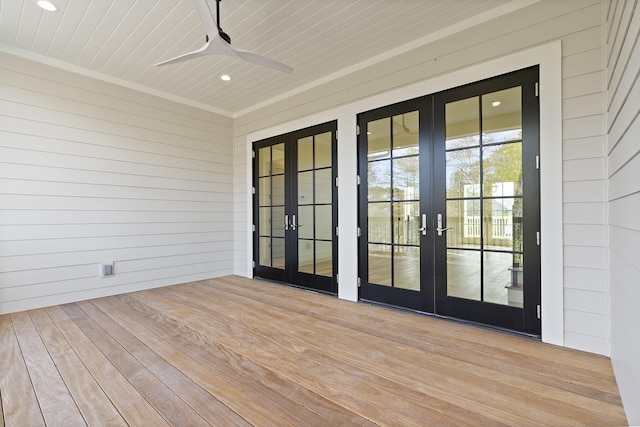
[336,226,339,236]
[356,175,361,185]
[335,177,339,187]
[336,274,339,284]
[252,150,256,158]
[357,277,361,287]
[535,82,539,97]
[537,304,541,319]
[536,232,540,246]
[535,155,540,170]
[252,261,256,268]
[356,125,361,135]
[252,186,256,195]
[357,227,361,237]
[252,224,256,232]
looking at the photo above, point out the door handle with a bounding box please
[291,214,297,231]
[437,226,452,235]
[436,213,450,236]
[418,213,428,236]
[284,214,289,231]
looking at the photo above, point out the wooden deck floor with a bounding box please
[0,275,628,426]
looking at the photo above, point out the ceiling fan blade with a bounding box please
[192,0,220,41]
[155,0,293,73]
[232,47,294,74]
[154,43,210,66]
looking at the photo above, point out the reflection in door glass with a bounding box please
[298,206,314,239]
[315,205,332,240]
[271,206,285,238]
[482,87,522,143]
[272,175,285,205]
[446,148,480,199]
[392,112,419,157]
[272,144,285,174]
[447,249,481,300]
[445,97,479,150]
[315,132,332,168]
[258,147,271,176]
[483,198,522,251]
[445,87,523,307]
[393,157,420,200]
[315,169,332,204]
[368,160,391,201]
[368,118,391,160]
[482,143,522,197]
[393,202,420,245]
[298,136,313,171]
[299,240,314,274]
[316,241,333,277]
[446,199,481,249]
[259,237,270,267]
[258,177,271,205]
[368,244,392,286]
[259,208,270,238]
[272,238,285,269]
[368,202,391,243]
[298,171,313,204]
[394,246,420,290]
[484,252,524,305]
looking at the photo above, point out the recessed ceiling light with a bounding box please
[492,101,501,107]
[36,0,59,12]
[220,74,232,81]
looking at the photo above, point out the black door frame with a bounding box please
[357,97,435,312]
[433,66,541,334]
[252,121,338,295]
[357,66,541,335]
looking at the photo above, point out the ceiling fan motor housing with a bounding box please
[205,31,230,44]
[218,29,231,44]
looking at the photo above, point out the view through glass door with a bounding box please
[358,67,540,335]
[253,122,338,294]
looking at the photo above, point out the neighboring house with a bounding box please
[0,0,638,423]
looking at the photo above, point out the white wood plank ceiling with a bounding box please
[0,0,533,116]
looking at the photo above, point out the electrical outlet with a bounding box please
[100,263,114,277]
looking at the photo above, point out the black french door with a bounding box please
[253,121,338,294]
[358,67,541,335]
[357,98,434,312]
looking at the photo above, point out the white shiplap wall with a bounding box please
[606,0,640,424]
[0,52,234,314]
[561,17,610,354]
[234,1,612,354]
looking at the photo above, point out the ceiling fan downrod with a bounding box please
[215,0,231,44]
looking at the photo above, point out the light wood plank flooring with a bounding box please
[0,275,628,426]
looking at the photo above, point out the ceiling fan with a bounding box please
[155,0,293,74]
